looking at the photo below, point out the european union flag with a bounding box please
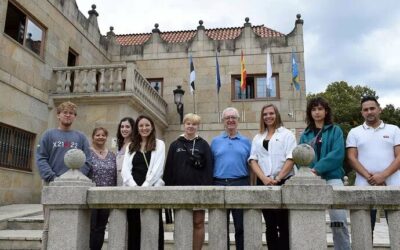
[216,52,221,94]
[292,51,300,91]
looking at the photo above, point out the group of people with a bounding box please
[36,96,400,250]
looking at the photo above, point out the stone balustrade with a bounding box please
[52,63,168,126]
[42,171,400,250]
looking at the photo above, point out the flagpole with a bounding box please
[217,92,220,122]
[193,91,196,114]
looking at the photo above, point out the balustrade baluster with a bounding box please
[56,70,64,93]
[244,209,262,249]
[108,68,115,91]
[81,70,89,92]
[65,70,71,93]
[89,69,97,92]
[387,210,400,249]
[98,68,105,91]
[350,210,373,250]
[208,209,228,250]
[174,209,193,249]
[73,69,81,93]
[107,209,128,250]
[140,209,160,249]
[114,67,123,91]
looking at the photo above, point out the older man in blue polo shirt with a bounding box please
[211,107,251,250]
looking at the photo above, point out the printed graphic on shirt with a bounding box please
[52,140,79,149]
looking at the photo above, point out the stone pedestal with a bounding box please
[42,149,95,250]
[282,174,332,250]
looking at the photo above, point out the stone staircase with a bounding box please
[0,204,391,249]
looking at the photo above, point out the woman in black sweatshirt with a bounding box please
[164,113,213,250]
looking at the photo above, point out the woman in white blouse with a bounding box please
[121,115,165,250]
[248,104,296,250]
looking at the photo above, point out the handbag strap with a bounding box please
[141,151,149,169]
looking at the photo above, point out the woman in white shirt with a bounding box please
[121,115,165,250]
[248,104,296,250]
[115,117,135,186]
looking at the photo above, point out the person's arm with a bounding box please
[275,131,296,181]
[313,127,345,176]
[369,145,400,185]
[79,134,92,176]
[248,135,276,185]
[347,147,372,179]
[121,147,137,187]
[142,140,166,187]
[36,132,56,182]
[163,142,176,186]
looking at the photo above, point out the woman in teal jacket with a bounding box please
[299,97,350,250]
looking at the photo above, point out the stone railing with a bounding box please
[42,169,400,250]
[52,62,168,125]
[53,64,126,93]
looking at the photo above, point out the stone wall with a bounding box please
[0,0,113,204]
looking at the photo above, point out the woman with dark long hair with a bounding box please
[116,117,135,185]
[121,115,165,250]
[299,97,350,250]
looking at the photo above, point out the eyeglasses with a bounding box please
[223,115,238,120]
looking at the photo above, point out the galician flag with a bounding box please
[189,54,195,94]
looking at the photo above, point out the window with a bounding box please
[232,74,279,100]
[147,78,163,96]
[67,48,79,92]
[4,1,45,56]
[0,123,35,172]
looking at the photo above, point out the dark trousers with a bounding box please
[127,209,164,250]
[90,209,110,250]
[213,176,249,250]
[257,178,290,250]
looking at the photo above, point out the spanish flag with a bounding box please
[240,50,247,91]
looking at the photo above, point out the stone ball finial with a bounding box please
[91,4,96,10]
[155,23,159,28]
[292,144,315,166]
[152,23,160,33]
[296,13,301,19]
[199,20,203,25]
[64,149,86,170]
[245,17,250,23]
[88,4,99,17]
[110,26,114,31]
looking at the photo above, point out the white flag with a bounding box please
[266,50,272,96]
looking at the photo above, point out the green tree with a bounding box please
[381,104,400,127]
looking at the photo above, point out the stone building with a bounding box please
[0,0,306,204]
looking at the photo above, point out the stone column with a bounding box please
[140,209,160,249]
[174,209,193,249]
[350,210,373,250]
[387,210,400,250]
[282,175,331,250]
[41,149,94,250]
[125,61,137,92]
[108,209,128,250]
[243,209,262,249]
[208,209,227,250]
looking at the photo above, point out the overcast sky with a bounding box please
[76,0,400,108]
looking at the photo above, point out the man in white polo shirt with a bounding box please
[346,96,400,232]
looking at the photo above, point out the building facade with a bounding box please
[0,0,306,204]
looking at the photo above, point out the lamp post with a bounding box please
[173,85,185,124]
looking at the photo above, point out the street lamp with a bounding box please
[173,85,185,124]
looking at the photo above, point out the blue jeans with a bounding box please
[213,176,249,250]
[327,179,351,250]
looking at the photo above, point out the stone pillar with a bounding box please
[282,175,332,250]
[243,209,262,249]
[208,209,227,250]
[140,209,160,249]
[125,61,137,92]
[350,210,373,250]
[108,209,128,250]
[387,210,400,250]
[41,149,94,250]
[174,209,193,249]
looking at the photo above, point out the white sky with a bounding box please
[76,0,400,108]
